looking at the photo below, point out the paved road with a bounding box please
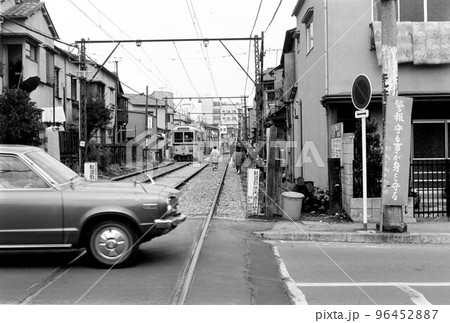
[273,241,450,305]
[0,218,204,305]
[0,218,291,305]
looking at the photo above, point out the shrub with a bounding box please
[0,88,45,145]
[87,142,111,172]
[353,118,383,198]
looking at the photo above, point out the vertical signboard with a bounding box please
[331,122,344,162]
[84,162,98,181]
[247,168,260,215]
[382,96,413,206]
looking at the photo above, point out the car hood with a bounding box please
[71,180,180,197]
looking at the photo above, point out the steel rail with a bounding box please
[171,161,229,305]
[8,250,86,304]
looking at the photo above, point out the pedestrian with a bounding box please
[231,145,246,174]
[210,146,220,171]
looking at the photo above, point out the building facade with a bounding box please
[0,0,128,158]
[291,0,450,192]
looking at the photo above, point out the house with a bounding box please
[291,0,450,218]
[0,0,128,167]
[124,91,174,164]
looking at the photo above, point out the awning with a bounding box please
[41,106,66,123]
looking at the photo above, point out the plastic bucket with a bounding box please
[281,192,304,221]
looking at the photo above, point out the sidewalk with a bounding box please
[255,216,450,244]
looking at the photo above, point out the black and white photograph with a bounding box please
[1,0,450,321]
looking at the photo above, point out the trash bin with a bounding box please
[281,192,304,221]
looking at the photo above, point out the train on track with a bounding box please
[170,125,219,161]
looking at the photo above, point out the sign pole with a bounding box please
[352,74,372,231]
[361,115,368,230]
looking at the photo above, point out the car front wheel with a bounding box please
[87,221,138,267]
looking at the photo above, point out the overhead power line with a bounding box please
[186,0,219,97]
[264,0,283,33]
[244,0,263,96]
[173,42,201,97]
[85,0,180,94]
[0,14,75,48]
[67,0,169,92]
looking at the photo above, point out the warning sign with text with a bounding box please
[382,96,413,206]
[247,168,260,215]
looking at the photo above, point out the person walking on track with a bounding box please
[231,145,246,174]
[210,146,221,171]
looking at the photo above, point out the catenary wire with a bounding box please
[85,0,180,95]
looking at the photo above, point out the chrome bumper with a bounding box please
[154,214,187,229]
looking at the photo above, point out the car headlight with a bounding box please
[166,196,178,212]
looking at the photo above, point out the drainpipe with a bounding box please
[324,0,331,187]
[324,0,329,96]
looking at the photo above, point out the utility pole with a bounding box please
[113,60,119,146]
[164,98,168,161]
[380,0,405,232]
[254,34,262,145]
[145,86,149,169]
[78,38,88,171]
[243,96,248,141]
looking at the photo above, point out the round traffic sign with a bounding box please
[351,74,372,110]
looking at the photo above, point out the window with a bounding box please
[373,0,450,22]
[25,42,37,61]
[413,121,446,159]
[46,51,54,84]
[0,155,49,189]
[71,77,77,101]
[54,67,60,97]
[174,132,184,143]
[306,20,314,52]
[302,7,314,53]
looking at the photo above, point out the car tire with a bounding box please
[87,221,138,268]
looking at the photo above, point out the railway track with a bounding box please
[6,160,231,305]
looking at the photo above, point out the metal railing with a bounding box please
[410,159,450,219]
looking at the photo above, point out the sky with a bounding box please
[42,0,297,108]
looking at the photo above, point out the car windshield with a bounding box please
[25,150,79,185]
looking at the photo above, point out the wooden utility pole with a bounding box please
[78,38,88,171]
[380,0,406,232]
[243,96,248,141]
[265,125,282,218]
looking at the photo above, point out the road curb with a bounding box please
[255,231,450,244]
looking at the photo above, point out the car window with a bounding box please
[25,150,79,184]
[0,155,49,189]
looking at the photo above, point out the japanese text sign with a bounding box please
[247,168,260,215]
[382,96,413,206]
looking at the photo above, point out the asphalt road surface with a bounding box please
[0,218,290,305]
[273,241,450,305]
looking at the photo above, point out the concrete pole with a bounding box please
[380,0,406,232]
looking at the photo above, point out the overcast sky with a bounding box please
[43,0,297,104]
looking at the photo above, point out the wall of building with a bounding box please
[293,0,329,188]
[327,0,450,95]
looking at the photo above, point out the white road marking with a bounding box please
[396,285,432,305]
[271,245,308,305]
[294,282,447,305]
[295,282,450,287]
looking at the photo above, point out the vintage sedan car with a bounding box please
[0,145,186,267]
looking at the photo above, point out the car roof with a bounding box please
[0,144,43,154]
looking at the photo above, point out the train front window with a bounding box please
[184,132,194,142]
[174,132,184,143]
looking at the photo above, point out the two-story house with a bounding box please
[291,0,450,217]
[1,0,128,165]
